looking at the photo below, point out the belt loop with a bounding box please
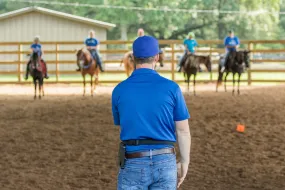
[135,140,139,145]
[150,149,152,159]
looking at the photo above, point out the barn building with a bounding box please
[0,6,115,74]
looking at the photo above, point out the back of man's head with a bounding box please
[133,36,159,65]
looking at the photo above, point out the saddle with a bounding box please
[30,59,46,73]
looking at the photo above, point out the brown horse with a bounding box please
[76,48,99,96]
[216,50,250,95]
[182,54,212,95]
[120,51,164,77]
[29,52,45,99]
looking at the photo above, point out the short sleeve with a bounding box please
[30,44,34,48]
[183,39,187,45]
[111,87,120,126]
[173,86,190,121]
[84,38,87,45]
[194,40,198,46]
[96,39,100,45]
[236,37,240,45]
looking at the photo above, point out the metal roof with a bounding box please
[0,6,116,30]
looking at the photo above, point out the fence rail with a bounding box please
[0,40,285,84]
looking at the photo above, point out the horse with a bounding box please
[182,54,212,96]
[76,48,99,96]
[216,50,250,95]
[29,52,45,99]
[120,51,164,77]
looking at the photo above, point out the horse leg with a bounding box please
[232,73,236,95]
[34,78,37,100]
[187,73,191,94]
[39,82,42,100]
[224,72,229,92]
[93,69,99,93]
[90,75,93,97]
[238,73,241,95]
[39,78,44,99]
[193,74,197,96]
[83,75,86,96]
[42,83,45,97]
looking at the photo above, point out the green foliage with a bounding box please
[0,0,283,41]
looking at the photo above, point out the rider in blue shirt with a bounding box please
[25,36,49,80]
[178,32,199,72]
[220,30,240,71]
[76,30,104,72]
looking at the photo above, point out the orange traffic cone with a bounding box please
[236,124,245,133]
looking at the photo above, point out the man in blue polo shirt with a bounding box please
[220,30,240,72]
[112,36,191,189]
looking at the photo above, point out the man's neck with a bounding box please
[136,63,154,70]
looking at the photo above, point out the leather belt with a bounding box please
[125,148,175,159]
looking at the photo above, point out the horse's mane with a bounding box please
[79,48,92,62]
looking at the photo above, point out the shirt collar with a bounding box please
[131,68,158,76]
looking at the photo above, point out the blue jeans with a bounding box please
[117,153,177,190]
[89,49,103,70]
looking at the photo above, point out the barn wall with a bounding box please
[0,11,107,72]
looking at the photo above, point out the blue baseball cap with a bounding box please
[133,36,159,58]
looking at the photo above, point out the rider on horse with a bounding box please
[220,30,240,72]
[25,36,49,80]
[76,30,104,72]
[178,32,199,72]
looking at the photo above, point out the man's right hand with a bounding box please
[177,162,189,188]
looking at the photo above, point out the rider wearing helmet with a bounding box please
[178,32,198,72]
[25,36,49,80]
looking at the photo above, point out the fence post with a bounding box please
[171,43,175,81]
[209,45,213,81]
[247,42,252,85]
[56,43,59,82]
[17,44,22,82]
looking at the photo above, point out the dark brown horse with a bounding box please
[121,51,164,77]
[182,54,212,95]
[216,50,250,95]
[76,48,99,96]
[29,52,45,99]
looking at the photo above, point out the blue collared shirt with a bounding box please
[224,36,240,52]
[112,68,190,152]
[31,43,42,53]
[85,38,99,47]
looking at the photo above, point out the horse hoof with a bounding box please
[34,96,36,100]
[39,96,41,100]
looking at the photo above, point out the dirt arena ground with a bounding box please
[0,84,284,190]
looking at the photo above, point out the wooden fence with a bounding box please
[0,40,285,84]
